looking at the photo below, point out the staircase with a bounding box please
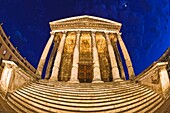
[6,80,164,113]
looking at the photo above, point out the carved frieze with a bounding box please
[51,23,119,31]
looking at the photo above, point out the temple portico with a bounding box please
[36,15,135,83]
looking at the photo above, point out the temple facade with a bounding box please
[36,15,135,83]
[0,15,170,113]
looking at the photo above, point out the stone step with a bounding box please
[27,83,145,94]
[21,88,150,99]
[17,88,153,104]
[36,80,133,87]
[19,87,152,103]
[31,83,135,91]
[39,80,132,85]
[30,82,142,92]
[8,95,52,113]
[9,90,159,112]
[8,96,36,113]
[13,91,156,107]
[22,87,151,100]
[7,80,164,112]
[34,81,135,89]
[143,97,164,113]
[135,96,164,113]
[24,85,148,98]
[107,94,162,113]
[6,97,24,113]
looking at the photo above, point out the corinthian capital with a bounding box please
[104,31,110,37]
[76,31,81,36]
[50,32,56,36]
[117,32,122,37]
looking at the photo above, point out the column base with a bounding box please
[68,80,79,83]
[129,75,135,81]
[49,77,58,82]
[113,78,123,82]
[92,80,104,83]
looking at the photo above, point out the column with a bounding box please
[91,31,103,83]
[105,32,121,81]
[36,32,55,77]
[117,33,135,79]
[45,35,60,79]
[49,31,67,81]
[112,40,126,80]
[69,31,81,83]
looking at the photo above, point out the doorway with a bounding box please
[78,64,93,83]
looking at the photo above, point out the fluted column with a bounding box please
[112,40,126,80]
[91,31,103,83]
[49,31,67,81]
[105,32,121,80]
[45,36,60,79]
[69,31,81,83]
[36,32,55,77]
[117,33,135,79]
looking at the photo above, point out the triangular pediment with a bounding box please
[50,15,121,31]
[50,15,121,26]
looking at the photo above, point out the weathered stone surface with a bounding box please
[135,62,170,98]
[0,95,16,113]
[6,80,164,113]
[50,32,67,81]
[0,60,35,97]
[36,34,54,77]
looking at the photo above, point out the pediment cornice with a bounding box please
[50,15,122,32]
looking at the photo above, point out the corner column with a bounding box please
[105,32,121,81]
[36,32,55,77]
[45,35,60,79]
[112,39,126,80]
[69,31,81,83]
[117,33,135,79]
[91,31,103,83]
[49,31,67,81]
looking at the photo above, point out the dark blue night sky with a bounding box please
[0,0,170,75]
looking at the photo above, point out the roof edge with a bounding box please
[49,15,122,26]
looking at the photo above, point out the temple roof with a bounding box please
[49,15,122,32]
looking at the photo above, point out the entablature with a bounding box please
[51,29,120,34]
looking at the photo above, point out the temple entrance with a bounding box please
[78,64,93,83]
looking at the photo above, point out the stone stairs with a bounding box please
[7,80,164,113]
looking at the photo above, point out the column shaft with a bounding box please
[45,39,59,79]
[69,31,80,83]
[105,32,120,80]
[49,32,67,81]
[91,32,103,83]
[36,33,54,77]
[113,41,126,80]
[117,33,135,79]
